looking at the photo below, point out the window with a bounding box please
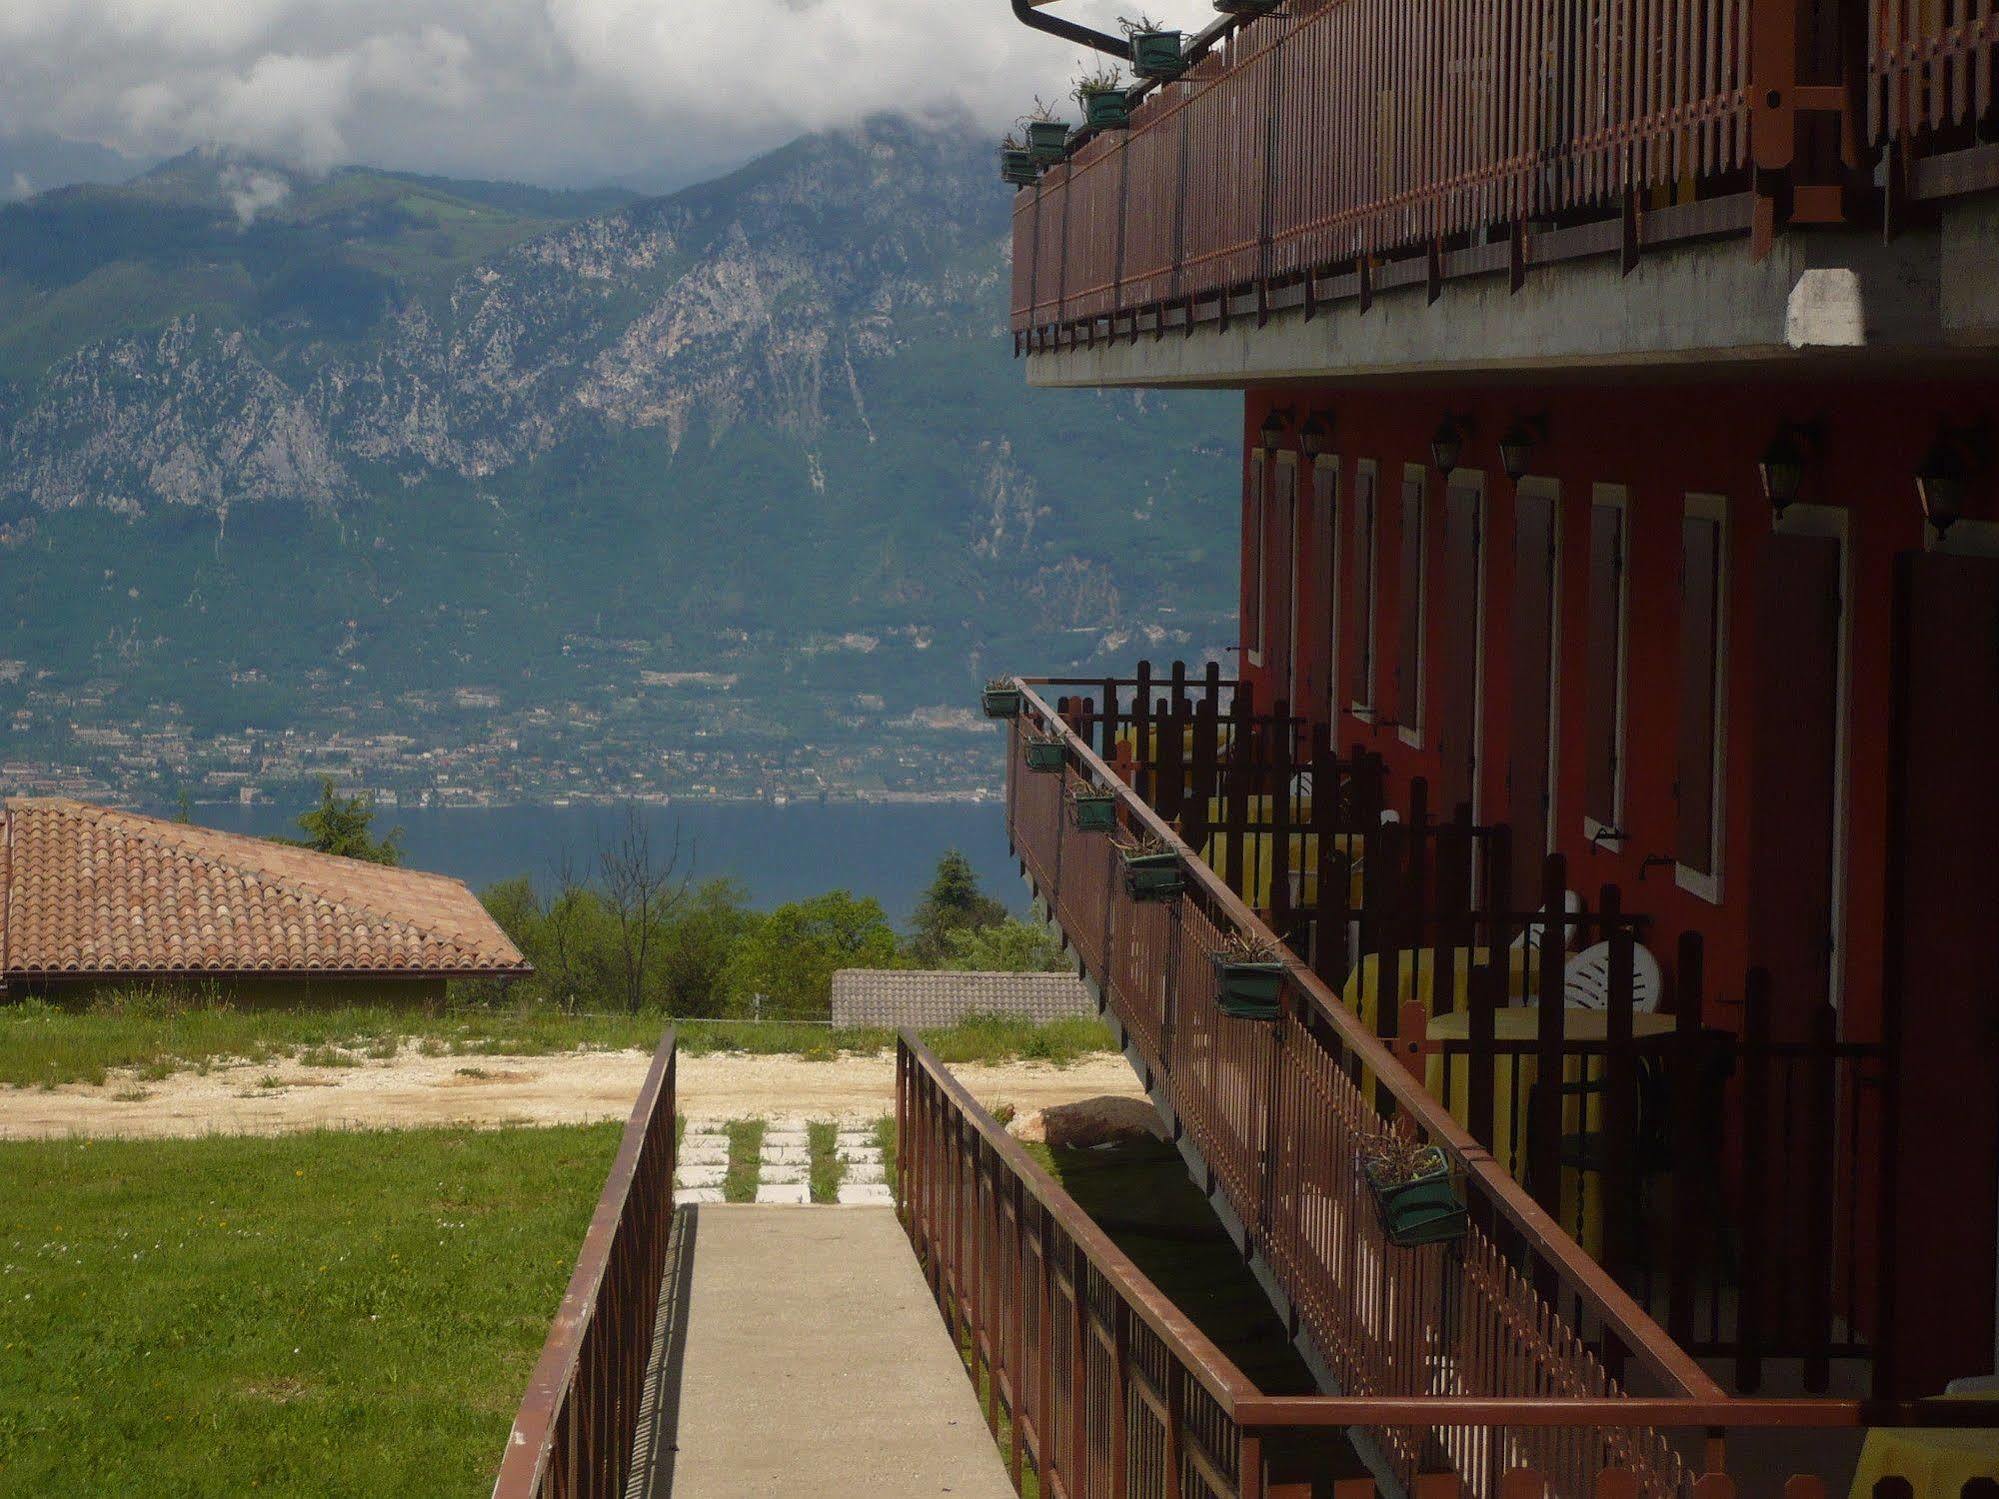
[1396,467,1426,746]
[1583,486,1629,842]
[1675,494,1728,897]
[1344,463,1377,713]
[1245,453,1266,666]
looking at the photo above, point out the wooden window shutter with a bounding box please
[1244,454,1265,658]
[1344,470,1375,708]
[1676,512,1723,873]
[1396,476,1425,736]
[1584,502,1625,827]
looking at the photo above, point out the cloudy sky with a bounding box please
[0,0,1214,191]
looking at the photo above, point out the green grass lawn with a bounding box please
[0,1124,620,1496]
[0,1000,1117,1089]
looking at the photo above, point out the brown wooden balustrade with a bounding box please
[492,1030,677,1499]
[897,1030,1999,1498]
[1009,0,1998,344]
[1007,681,1719,1488]
[1023,664,1894,1397]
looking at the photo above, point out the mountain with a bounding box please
[0,120,1236,808]
[0,130,153,200]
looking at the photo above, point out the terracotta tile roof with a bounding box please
[829,968,1093,1029]
[0,798,530,980]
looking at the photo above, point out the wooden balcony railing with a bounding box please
[492,1029,677,1499]
[898,1028,1999,1498]
[995,676,1999,1487]
[1033,664,1902,1396]
[1010,0,1997,344]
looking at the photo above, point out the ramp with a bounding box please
[638,1204,1014,1499]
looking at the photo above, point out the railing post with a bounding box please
[1530,852,1569,1219]
[1110,1300,1130,1498]
[1737,967,1775,1392]
[1668,933,1705,1349]
[1069,1241,1089,1490]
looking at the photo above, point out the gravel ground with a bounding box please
[0,1046,1144,1139]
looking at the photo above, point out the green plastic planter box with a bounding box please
[1121,849,1185,901]
[1211,954,1285,1020]
[1363,1146,1469,1248]
[1024,739,1067,773]
[1069,792,1118,832]
[1026,120,1070,163]
[1081,89,1131,131]
[982,684,1023,718]
[999,150,1037,186]
[1129,30,1186,80]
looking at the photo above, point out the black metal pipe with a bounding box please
[1009,0,1129,60]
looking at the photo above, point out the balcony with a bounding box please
[1006,0,1998,367]
[995,666,1999,1488]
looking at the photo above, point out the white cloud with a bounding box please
[5,171,33,201]
[219,163,291,226]
[0,0,1213,186]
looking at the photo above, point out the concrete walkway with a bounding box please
[641,1204,1015,1499]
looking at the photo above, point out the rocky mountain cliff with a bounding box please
[0,119,1234,804]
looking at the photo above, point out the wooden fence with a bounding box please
[898,1028,1999,1498]
[492,1030,677,1499]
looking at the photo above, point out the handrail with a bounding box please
[493,1028,678,1498]
[900,1029,1999,1436]
[899,1030,1263,1415]
[1011,677,1725,1403]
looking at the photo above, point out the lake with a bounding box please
[192,800,1023,926]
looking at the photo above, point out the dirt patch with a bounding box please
[437,1067,539,1087]
[0,1046,1145,1140]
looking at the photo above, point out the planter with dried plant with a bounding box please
[1023,728,1068,773]
[1116,832,1184,900]
[982,677,1023,717]
[1068,784,1119,833]
[1360,1136,1468,1248]
[1074,65,1132,130]
[1121,14,1186,79]
[1208,930,1288,1019]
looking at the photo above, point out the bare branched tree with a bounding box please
[598,804,693,1015]
[543,846,585,1012]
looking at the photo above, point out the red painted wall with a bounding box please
[1232,375,1999,1393]
[1239,376,1999,1039]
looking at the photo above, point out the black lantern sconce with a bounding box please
[1260,405,1296,455]
[1498,412,1551,484]
[1430,412,1475,473]
[1916,419,1991,539]
[1757,418,1824,520]
[1300,409,1337,460]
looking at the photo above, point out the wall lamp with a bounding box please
[1430,412,1476,473]
[1499,412,1551,484]
[1259,405,1296,454]
[1299,409,1337,459]
[1757,418,1824,520]
[1916,418,1992,539]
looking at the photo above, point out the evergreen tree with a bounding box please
[286,778,404,865]
[909,849,1008,965]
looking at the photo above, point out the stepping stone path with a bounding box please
[835,1129,893,1207]
[675,1120,731,1205]
[673,1119,894,1207]
[756,1127,811,1205]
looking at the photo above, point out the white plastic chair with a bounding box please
[1510,889,1585,957]
[1562,941,1663,1013]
